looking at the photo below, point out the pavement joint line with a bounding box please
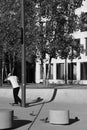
[27,102,45,130]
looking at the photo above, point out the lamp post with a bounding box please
[21,0,26,107]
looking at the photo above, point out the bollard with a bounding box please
[0,109,14,129]
[49,110,69,125]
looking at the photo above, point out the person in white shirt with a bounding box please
[5,73,22,105]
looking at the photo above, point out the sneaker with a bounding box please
[10,103,18,106]
[18,102,22,106]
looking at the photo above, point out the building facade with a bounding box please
[36,31,87,84]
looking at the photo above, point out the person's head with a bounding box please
[7,73,12,77]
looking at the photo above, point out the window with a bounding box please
[74,39,80,49]
[81,62,87,80]
[68,63,77,80]
[74,39,80,44]
[73,39,80,57]
[56,63,64,79]
[40,64,43,79]
[80,13,87,32]
[46,64,53,79]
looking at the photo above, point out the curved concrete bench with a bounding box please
[0,109,14,129]
[49,110,69,125]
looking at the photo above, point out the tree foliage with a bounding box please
[79,12,87,31]
[0,0,37,76]
[0,0,85,83]
[35,0,84,59]
[34,0,84,84]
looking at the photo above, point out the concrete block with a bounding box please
[0,109,14,129]
[49,110,69,124]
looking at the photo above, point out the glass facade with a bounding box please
[56,63,64,79]
[68,62,77,80]
[40,64,53,79]
[81,62,87,80]
[46,64,53,79]
[40,61,87,82]
[40,64,43,79]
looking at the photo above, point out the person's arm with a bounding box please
[4,77,9,82]
[4,78,7,82]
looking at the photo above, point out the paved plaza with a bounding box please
[0,91,87,130]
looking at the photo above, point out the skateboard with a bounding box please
[9,103,21,106]
[29,97,43,104]
[10,97,44,107]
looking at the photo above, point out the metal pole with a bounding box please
[21,0,26,107]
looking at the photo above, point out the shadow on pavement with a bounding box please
[69,117,80,125]
[61,118,80,126]
[40,117,80,125]
[48,88,57,103]
[25,89,57,107]
[7,119,32,130]
[26,97,44,107]
[25,89,57,108]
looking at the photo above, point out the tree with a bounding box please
[79,12,87,31]
[0,0,21,81]
[0,0,37,83]
[0,0,85,85]
[35,0,84,85]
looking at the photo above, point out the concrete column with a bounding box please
[77,61,80,82]
[53,62,56,82]
[0,109,14,129]
[36,63,40,83]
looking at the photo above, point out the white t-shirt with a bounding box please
[7,76,19,88]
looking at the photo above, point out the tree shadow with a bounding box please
[25,89,57,107]
[7,119,32,130]
[48,88,57,103]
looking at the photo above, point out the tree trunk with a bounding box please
[8,55,11,73]
[43,64,46,85]
[5,65,7,77]
[2,52,5,85]
[2,61,5,85]
[46,57,51,86]
[40,59,46,85]
[11,52,15,75]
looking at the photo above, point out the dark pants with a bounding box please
[13,87,21,104]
